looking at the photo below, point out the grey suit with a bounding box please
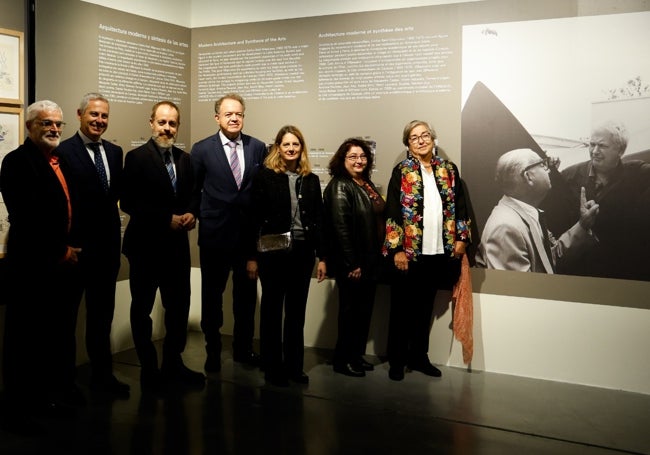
[476,195,591,273]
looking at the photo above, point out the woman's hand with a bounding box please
[316,260,327,283]
[453,241,466,258]
[246,260,259,280]
[393,251,408,272]
[348,267,362,280]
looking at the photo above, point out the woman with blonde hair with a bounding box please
[246,125,327,386]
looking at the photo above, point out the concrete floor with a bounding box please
[1,331,648,455]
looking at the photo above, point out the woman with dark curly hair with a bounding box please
[324,138,385,377]
[246,125,327,387]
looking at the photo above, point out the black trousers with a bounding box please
[2,262,78,407]
[387,254,447,368]
[199,245,257,357]
[333,275,376,365]
[258,241,315,376]
[69,248,120,381]
[128,248,191,371]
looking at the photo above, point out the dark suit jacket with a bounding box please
[558,159,650,279]
[57,132,123,267]
[121,139,197,260]
[0,138,72,270]
[190,132,267,249]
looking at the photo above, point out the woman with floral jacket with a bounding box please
[382,120,471,381]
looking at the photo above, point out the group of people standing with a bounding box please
[0,92,471,432]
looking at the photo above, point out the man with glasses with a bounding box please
[1,101,82,433]
[476,148,599,273]
[556,121,650,280]
[190,93,267,373]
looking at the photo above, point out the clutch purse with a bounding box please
[257,231,293,253]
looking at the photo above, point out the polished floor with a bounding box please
[1,331,648,455]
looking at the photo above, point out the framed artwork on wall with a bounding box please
[0,105,23,158]
[0,106,23,256]
[0,28,24,105]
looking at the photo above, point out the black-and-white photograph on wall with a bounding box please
[461,11,650,282]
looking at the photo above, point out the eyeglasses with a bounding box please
[345,154,368,162]
[36,120,66,130]
[521,158,549,174]
[408,132,432,144]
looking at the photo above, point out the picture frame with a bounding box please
[0,28,24,105]
[0,105,24,160]
[0,106,22,257]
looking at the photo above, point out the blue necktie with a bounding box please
[88,142,109,193]
[164,150,177,192]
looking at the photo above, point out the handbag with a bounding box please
[256,176,303,253]
[257,231,293,252]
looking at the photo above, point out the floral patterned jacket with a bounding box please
[382,155,471,260]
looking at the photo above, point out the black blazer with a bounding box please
[248,167,326,260]
[56,132,123,265]
[121,139,197,259]
[0,138,72,269]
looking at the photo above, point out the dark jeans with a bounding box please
[258,240,315,376]
[199,245,257,357]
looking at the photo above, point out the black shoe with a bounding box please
[58,384,86,407]
[289,372,309,384]
[233,350,261,367]
[38,400,78,420]
[91,375,130,398]
[1,412,45,436]
[204,354,221,373]
[354,358,375,371]
[333,363,365,377]
[140,368,162,394]
[161,363,206,386]
[407,362,442,377]
[264,372,290,387]
[388,366,405,381]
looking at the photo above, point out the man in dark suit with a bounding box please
[557,121,650,280]
[121,101,204,391]
[56,93,129,398]
[1,100,81,432]
[191,93,267,372]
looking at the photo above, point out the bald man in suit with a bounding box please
[476,148,599,273]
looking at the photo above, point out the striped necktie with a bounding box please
[228,141,242,189]
[164,150,176,192]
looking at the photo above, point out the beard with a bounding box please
[153,133,176,148]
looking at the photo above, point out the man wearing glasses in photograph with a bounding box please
[475,148,599,273]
